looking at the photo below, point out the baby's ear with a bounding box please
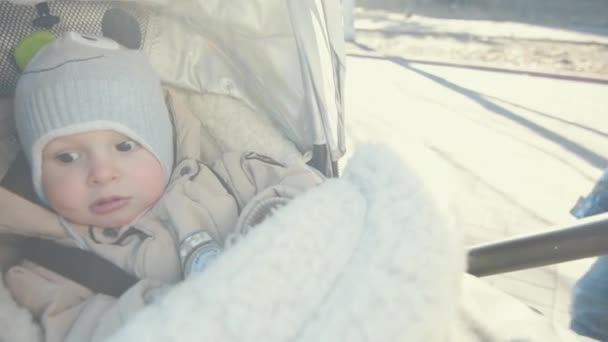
[14,31,56,71]
[102,8,142,50]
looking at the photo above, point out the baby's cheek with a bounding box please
[43,173,88,212]
[130,154,166,203]
[137,166,166,205]
[47,188,86,217]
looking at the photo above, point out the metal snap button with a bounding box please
[103,228,119,238]
[180,166,191,176]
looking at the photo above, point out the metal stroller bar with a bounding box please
[467,212,608,277]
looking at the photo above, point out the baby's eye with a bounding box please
[55,152,80,163]
[116,140,139,152]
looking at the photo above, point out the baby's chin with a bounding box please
[56,201,155,229]
[65,212,140,230]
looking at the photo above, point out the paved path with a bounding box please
[343,49,608,334]
[354,10,608,44]
[348,9,608,79]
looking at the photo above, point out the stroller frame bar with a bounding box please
[467,212,608,276]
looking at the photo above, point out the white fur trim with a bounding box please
[187,93,304,165]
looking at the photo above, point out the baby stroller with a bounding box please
[0,1,604,341]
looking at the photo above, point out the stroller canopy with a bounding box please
[1,0,346,174]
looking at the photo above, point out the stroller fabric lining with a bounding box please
[1,1,348,171]
[0,97,18,180]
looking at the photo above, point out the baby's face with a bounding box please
[41,130,166,228]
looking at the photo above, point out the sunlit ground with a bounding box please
[342,2,608,334]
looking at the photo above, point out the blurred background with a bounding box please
[341,0,608,336]
[348,0,608,75]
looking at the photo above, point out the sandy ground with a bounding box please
[348,6,608,77]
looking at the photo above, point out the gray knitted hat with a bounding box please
[14,31,174,202]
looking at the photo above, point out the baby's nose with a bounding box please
[88,160,119,185]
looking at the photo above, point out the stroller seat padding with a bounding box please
[0,97,18,181]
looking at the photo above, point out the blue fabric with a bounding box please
[571,256,608,341]
[570,169,608,219]
[570,168,608,341]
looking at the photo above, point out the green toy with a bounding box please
[14,31,56,71]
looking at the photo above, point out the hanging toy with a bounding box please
[32,2,60,29]
[14,30,56,71]
[13,2,59,71]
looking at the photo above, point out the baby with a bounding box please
[15,32,173,231]
[6,32,324,342]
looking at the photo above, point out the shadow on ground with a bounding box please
[349,52,608,171]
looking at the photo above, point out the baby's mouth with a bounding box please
[91,196,131,215]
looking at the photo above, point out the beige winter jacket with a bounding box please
[1,90,324,342]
